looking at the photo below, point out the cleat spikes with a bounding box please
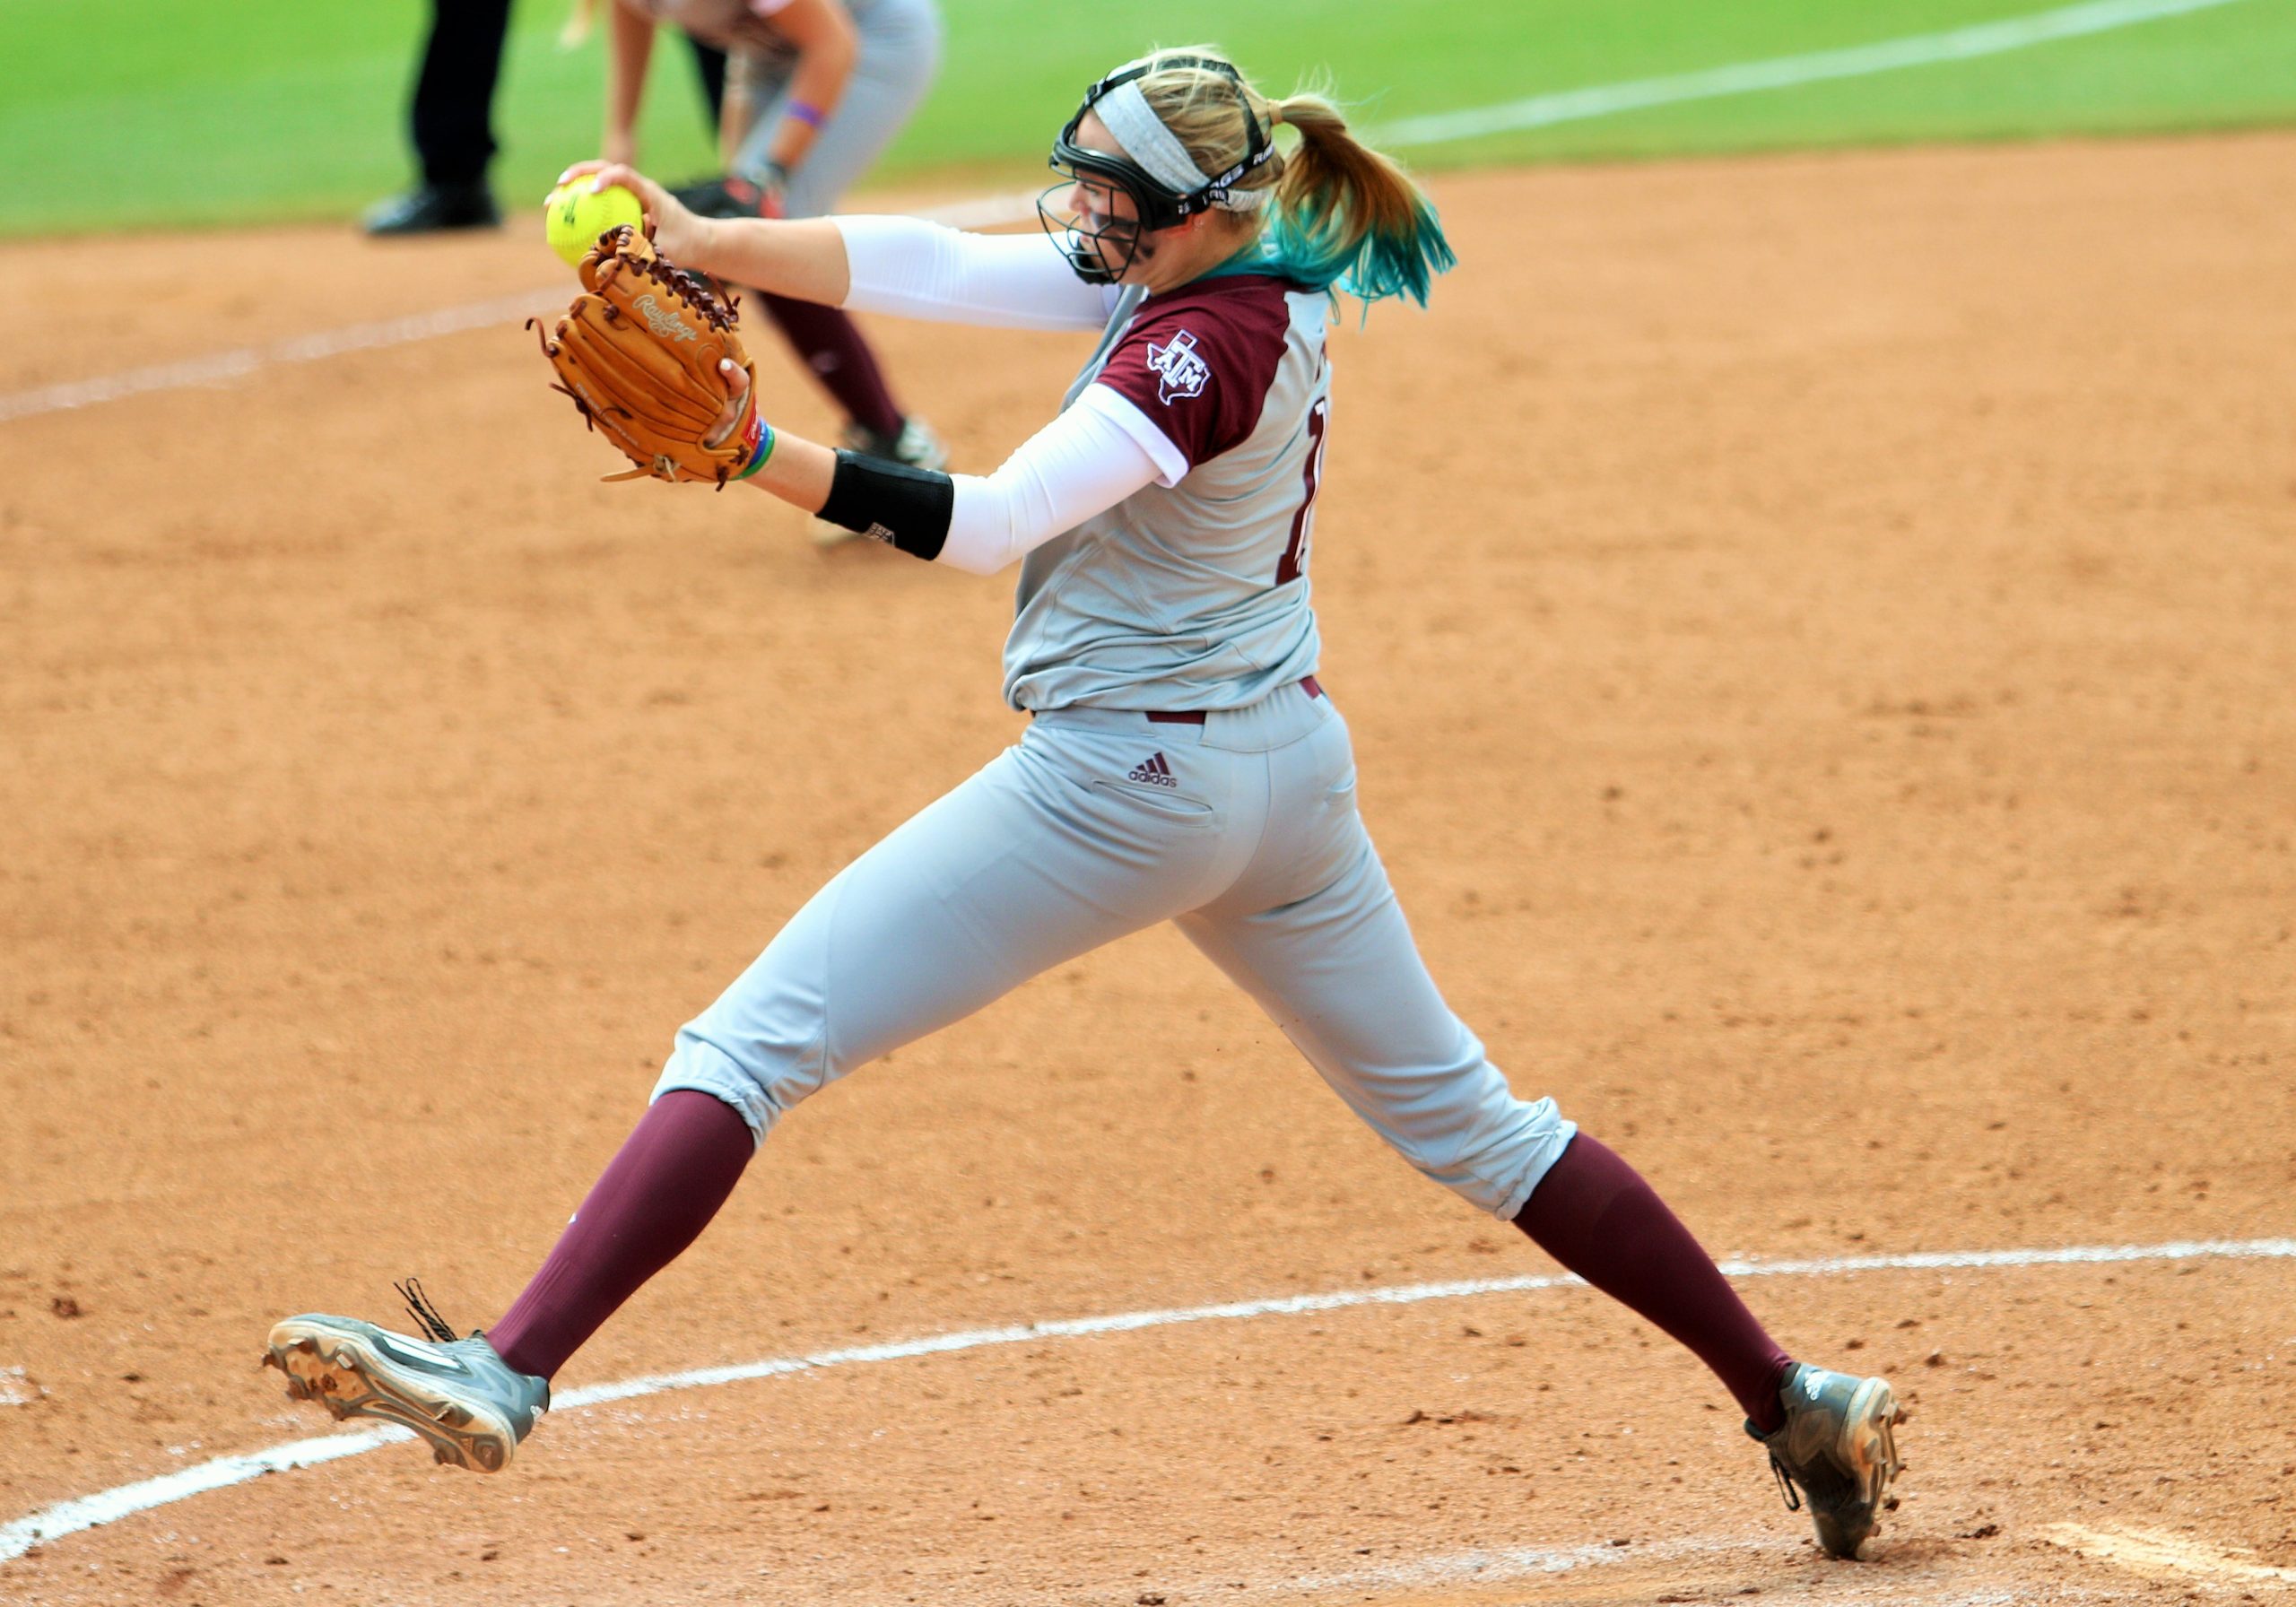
[265,1312,548,1475]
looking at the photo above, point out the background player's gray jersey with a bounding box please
[1003,274,1335,713]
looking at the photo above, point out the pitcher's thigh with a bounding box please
[657,748,1202,1138]
[657,762,1102,1134]
[1178,838,1574,1218]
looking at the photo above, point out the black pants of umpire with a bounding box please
[408,0,730,189]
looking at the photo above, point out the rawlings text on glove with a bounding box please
[530,225,767,489]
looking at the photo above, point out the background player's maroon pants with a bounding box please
[758,293,906,441]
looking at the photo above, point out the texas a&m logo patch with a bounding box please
[1144,329,1210,404]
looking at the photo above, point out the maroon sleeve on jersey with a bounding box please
[1093,276,1293,471]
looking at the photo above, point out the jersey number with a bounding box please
[1276,397,1329,586]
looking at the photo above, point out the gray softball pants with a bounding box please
[729,0,941,219]
[654,685,1575,1219]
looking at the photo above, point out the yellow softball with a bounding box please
[544,180,647,268]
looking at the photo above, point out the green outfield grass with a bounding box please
[7,0,2293,234]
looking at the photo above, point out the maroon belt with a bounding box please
[1146,675,1323,725]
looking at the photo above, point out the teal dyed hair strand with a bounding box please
[1260,192,1456,314]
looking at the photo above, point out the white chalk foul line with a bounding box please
[1272,1533,2054,1605]
[0,291,564,427]
[3,1234,2291,1566]
[0,193,1029,430]
[1370,0,2249,147]
[0,0,2250,429]
[2042,1523,2296,1586]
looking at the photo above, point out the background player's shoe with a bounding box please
[1750,1363,1905,1559]
[846,416,950,472]
[812,417,951,546]
[264,1281,547,1473]
[361,183,500,236]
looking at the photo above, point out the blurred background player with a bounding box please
[593,0,948,488]
[366,0,735,236]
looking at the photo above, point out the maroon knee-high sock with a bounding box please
[758,292,905,439]
[490,1090,753,1381]
[1514,1133,1795,1432]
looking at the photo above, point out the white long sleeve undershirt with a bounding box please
[833,214,1119,331]
[935,386,1186,575]
[828,214,1185,575]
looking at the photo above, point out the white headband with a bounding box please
[1093,80,1271,213]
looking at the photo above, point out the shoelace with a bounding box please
[1768,1451,1804,1513]
[395,1277,460,1344]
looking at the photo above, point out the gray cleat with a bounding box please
[1750,1362,1905,1559]
[843,415,950,473]
[263,1281,547,1474]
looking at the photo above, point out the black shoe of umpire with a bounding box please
[363,182,501,236]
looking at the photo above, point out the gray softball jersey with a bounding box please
[1004,273,1334,714]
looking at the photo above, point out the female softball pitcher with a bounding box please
[267,48,1905,1559]
[596,0,947,479]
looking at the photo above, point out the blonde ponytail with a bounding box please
[1263,88,1453,308]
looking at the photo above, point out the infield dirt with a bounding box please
[2,133,2292,1605]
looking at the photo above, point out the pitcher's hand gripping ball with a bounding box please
[529,225,767,488]
[544,179,646,268]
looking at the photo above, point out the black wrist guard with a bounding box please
[818,449,954,560]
